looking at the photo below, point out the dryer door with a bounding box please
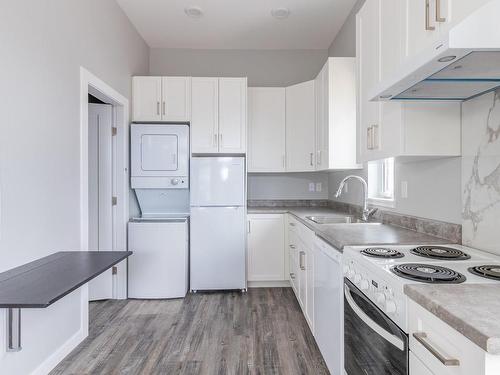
[131,124,189,188]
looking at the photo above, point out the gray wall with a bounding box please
[150,48,328,87]
[328,158,462,224]
[328,0,366,57]
[248,173,329,200]
[0,1,149,373]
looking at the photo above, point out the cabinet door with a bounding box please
[132,76,162,122]
[191,78,219,154]
[161,77,191,122]
[288,230,299,294]
[403,0,442,61]
[219,78,247,153]
[306,245,314,331]
[248,88,286,172]
[357,0,381,163]
[247,214,285,281]
[286,80,316,172]
[437,0,491,33]
[315,62,329,171]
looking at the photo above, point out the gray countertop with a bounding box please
[247,206,449,250]
[404,284,500,354]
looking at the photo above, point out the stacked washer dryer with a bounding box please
[127,124,190,299]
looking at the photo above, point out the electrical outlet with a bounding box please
[309,182,315,192]
[401,181,408,199]
[316,182,322,192]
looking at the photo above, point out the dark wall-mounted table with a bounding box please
[0,251,132,351]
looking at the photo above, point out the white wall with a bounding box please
[248,173,329,200]
[328,0,366,57]
[0,1,149,373]
[150,48,328,87]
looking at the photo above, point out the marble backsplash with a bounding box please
[462,88,500,255]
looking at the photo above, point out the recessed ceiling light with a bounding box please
[271,8,290,20]
[185,6,203,18]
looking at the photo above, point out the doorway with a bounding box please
[88,98,114,300]
[80,67,129,302]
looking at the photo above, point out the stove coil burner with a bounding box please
[468,265,500,281]
[410,246,471,260]
[391,263,466,284]
[361,247,404,259]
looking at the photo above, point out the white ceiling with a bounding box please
[116,0,356,50]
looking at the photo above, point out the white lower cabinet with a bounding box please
[409,299,500,375]
[247,214,285,282]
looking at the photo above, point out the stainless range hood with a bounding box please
[371,1,500,102]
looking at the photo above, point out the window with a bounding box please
[368,158,395,206]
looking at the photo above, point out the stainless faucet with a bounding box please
[334,175,377,221]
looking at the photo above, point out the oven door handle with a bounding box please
[344,284,405,351]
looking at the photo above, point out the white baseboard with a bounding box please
[31,328,87,375]
[247,280,291,288]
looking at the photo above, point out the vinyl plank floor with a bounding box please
[50,288,330,375]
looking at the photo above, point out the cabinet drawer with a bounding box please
[409,300,485,375]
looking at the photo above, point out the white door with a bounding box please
[247,214,285,281]
[403,0,442,61]
[132,76,162,122]
[285,80,316,172]
[248,87,286,172]
[161,77,191,122]
[191,77,219,154]
[218,78,247,153]
[190,207,246,290]
[190,157,245,207]
[88,103,114,301]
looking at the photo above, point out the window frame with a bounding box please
[367,157,395,208]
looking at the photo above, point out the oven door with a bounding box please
[344,278,408,375]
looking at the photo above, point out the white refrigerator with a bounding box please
[190,157,246,291]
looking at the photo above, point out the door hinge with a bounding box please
[112,266,117,275]
[112,127,117,136]
[112,196,117,206]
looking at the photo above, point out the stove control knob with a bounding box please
[171,178,180,185]
[354,273,362,284]
[360,279,370,291]
[385,299,397,314]
[376,292,386,305]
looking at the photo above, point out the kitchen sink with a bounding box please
[305,215,382,225]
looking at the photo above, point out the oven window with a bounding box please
[344,279,408,375]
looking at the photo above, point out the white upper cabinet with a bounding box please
[191,77,219,154]
[133,76,191,122]
[161,77,191,122]
[248,87,286,172]
[218,78,247,154]
[315,57,360,171]
[132,77,162,122]
[191,77,247,154]
[357,0,461,163]
[286,80,316,172]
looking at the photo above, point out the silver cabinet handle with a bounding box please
[290,272,296,279]
[372,124,379,150]
[310,152,313,166]
[435,0,446,22]
[289,244,296,249]
[219,133,223,147]
[413,332,460,366]
[367,126,373,150]
[299,251,306,270]
[157,101,160,116]
[282,155,286,169]
[162,101,166,116]
[425,0,436,30]
[213,134,217,147]
[317,150,321,165]
[248,221,251,234]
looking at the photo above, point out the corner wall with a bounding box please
[0,1,149,373]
